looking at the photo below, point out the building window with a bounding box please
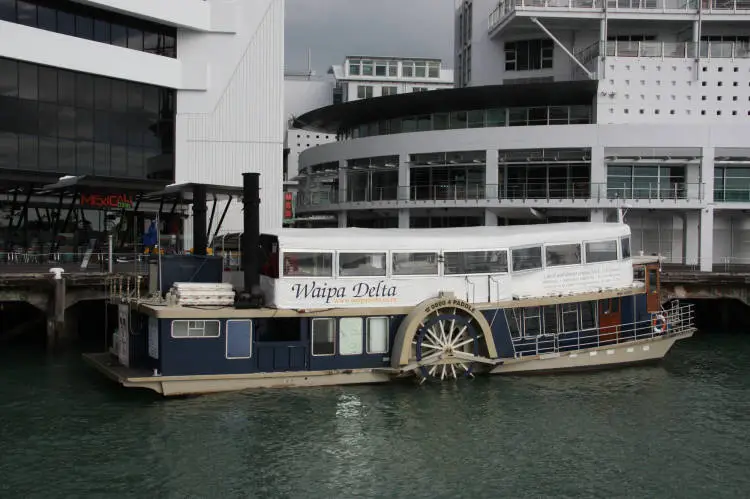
[505,39,554,71]
[357,85,373,99]
[381,86,398,96]
[171,320,221,338]
[413,87,428,92]
[348,59,361,76]
[0,56,175,179]
[1,0,176,58]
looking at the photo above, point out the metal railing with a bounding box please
[295,181,705,208]
[490,0,750,33]
[512,302,695,358]
[606,41,750,59]
[0,251,150,274]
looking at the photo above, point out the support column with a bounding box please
[684,211,700,266]
[484,210,498,226]
[337,160,347,203]
[338,211,348,228]
[47,276,66,350]
[398,153,410,228]
[590,209,606,223]
[700,207,714,272]
[700,146,714,204]
[485,149,499,200]
[590,145,606,200]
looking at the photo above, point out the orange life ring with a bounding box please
[652,313,667,334]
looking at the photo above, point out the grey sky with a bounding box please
[284,0,455,75]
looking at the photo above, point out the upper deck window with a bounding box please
[511,246,543,272]
[585,240,618,263]
[339,252,386,277]
[621,236,631,259]
[392,252,438,276]
[283,252,333,277]
[444,250,508,275]
[545,243,581,267]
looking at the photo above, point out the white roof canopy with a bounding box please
[265,222,631,252]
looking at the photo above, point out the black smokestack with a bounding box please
[236,172,263,309]
[192,184,207,256]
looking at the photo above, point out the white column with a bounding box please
[700,147,714,204]
[338,211,347,228]
[337,160,347,203]
[590,209,606,223]
[684,211,700,266]
[700,207,714,272]
[484,210,498,226]
[590,145,606,200]
[398,153,410,228]
[485,149,499,199]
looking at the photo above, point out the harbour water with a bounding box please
[1,332,748,498]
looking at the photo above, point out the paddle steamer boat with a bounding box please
[83,173,695,396]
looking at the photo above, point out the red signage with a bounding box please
[80,193,134,209]
[283,192,294,219]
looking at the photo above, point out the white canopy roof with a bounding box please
[264,222,630,252]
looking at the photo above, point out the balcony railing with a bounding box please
[295,182,704,208]
[606,40,750,58]
[489,0,750,33]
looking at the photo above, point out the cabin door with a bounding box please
[645,264,660,313]
[598,298,620,343]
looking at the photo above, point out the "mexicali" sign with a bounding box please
[80,193,134,209]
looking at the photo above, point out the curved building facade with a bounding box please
[294,79,750,272]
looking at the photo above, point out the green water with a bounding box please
[1,333,748,498]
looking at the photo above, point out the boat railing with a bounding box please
[513,301,695,357]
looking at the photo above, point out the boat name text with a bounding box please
[291,280,397,303]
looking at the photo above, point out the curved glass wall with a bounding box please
[342,105,592,139]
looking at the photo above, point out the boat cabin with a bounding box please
[258,223,636,310]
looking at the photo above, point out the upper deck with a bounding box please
[258,222,638,309]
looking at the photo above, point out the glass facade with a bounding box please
[500,148,591,200]
[0,57,175,180]
[714,166,750,202]
[0,0,177,58]
[606,165,686,200]
[344,105,592,140]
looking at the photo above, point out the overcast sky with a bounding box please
[284,0,455,75]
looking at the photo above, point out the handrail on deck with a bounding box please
[512,302,694,358]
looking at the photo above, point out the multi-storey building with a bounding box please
[329,56,455,103]
[293,0,750,271]
[0,0,283,252]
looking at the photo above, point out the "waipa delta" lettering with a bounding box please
[291,280,397,304]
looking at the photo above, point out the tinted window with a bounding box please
[511,246,543,272]
[621,236,631,259]
[586,240,618,263]
[0,56,175,180]
[16,1,35,27]
[545,243,581,267]
[444,250,508,274]
[0,0,14,22]
[37,5,56,31]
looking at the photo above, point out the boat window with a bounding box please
[339,318,363,355]
[225,320,252,359]
[171,320,220,338]
[585,240,618,263]
[505,309,521,339]
[561,303,578,332]
[543,305,558,335]
[311,318,335,356]
[621,236,631,259]
[392,252,438,275]
[545,243,581,267]
[648,268,658,294]
[366,317,389,354]
[283,251,333,277]
[511,246,543,272]
[339,252,387,277]
[580,301,597,330]
[524,307,541,337]
[443,250,508,275]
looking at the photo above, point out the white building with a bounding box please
[329,56,455,102]
[292,0,750,272]
[0,0,284,250]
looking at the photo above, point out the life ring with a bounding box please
[652,313,667,334]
